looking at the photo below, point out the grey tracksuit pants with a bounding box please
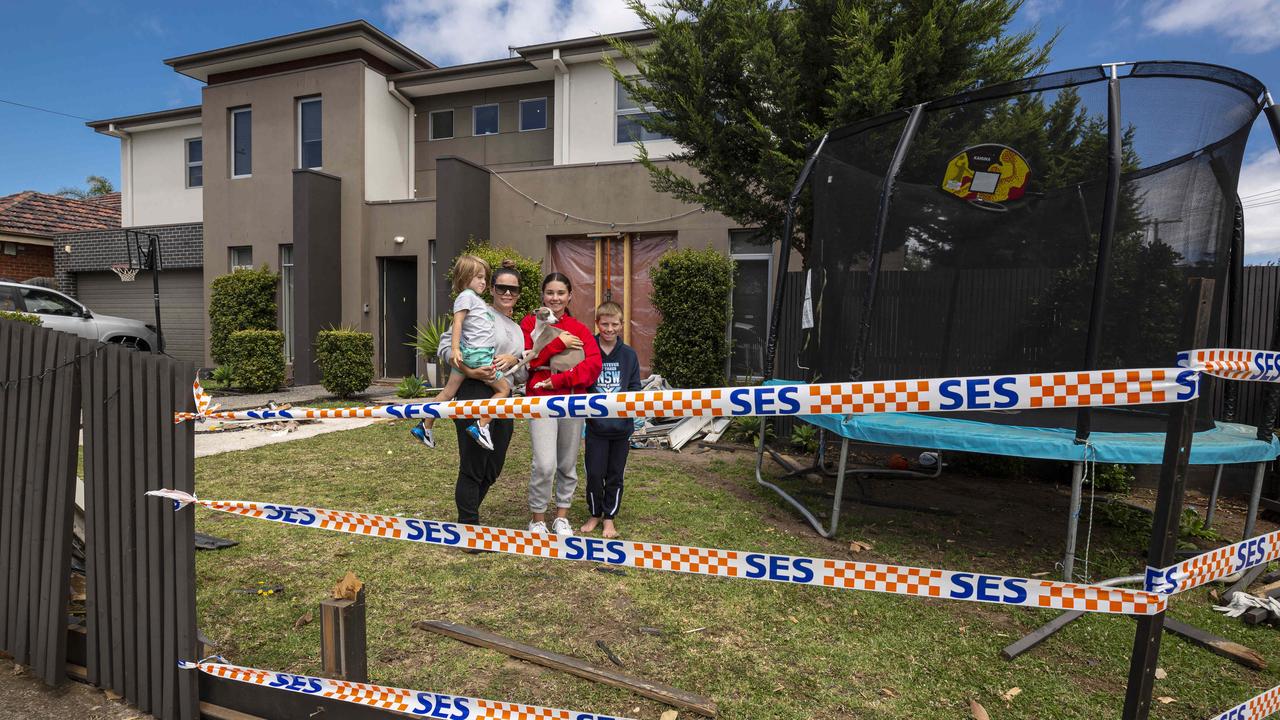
[528,417,584,512]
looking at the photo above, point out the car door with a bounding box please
[16,286,96,339]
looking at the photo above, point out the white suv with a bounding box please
[0,281,160,351]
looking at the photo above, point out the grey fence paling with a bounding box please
[0,318,198,720]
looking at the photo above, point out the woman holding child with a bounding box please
[520,273,601,536]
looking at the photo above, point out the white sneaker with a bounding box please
[551,517,575,537]
[528,520,549,534]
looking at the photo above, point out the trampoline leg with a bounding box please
[1244,462,1266,541]
[754,416,840,537]
[1204,465,1224,530]
[1063,462,1084,582]
[828,439,851,535]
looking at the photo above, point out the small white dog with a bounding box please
[513,306,585,374]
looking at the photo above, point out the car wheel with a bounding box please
[110,336,151,352]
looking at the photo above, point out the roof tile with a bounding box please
[0,191,121,237]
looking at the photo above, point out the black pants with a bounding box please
[584,432,630,519]
[453,378,514,524]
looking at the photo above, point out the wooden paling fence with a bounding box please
[0,317,198,720]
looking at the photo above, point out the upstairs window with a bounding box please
[185,138,203,188]
[616,78,670,144]
[473,103,499,136]
[298,97,322,169]
[519,98,547,131]
[429,109,454,140]
[231,107,252,178]
[229,246,253,271]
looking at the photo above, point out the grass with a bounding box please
[194,422,1280,719]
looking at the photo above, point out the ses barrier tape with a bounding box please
[173,366,1200,423]
[148,489,1166,616]
[1145,528,1280,595]
[1207,682,1280,720]
[179,659,634,720]
[1181,349,1280,383]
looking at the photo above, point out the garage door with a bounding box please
[75,270,206,365]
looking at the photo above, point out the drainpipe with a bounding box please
[387,81,415,198]
[553,48,569,165]
[102,123,133,226]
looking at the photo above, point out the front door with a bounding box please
[380,257,417,378]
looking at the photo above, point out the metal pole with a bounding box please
[1076,64,1125,442]
[1204,465,1223,529]
[1223,198,1244,421]
[1255,94,1280,440]
[1244,462,1266,541]
[1063,462,1084,581]
[763,134,827,379]
[849,104,927,381]
[1122,278,1214,720]
[148,234,164,354]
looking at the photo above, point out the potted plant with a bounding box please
[408,315,451,387]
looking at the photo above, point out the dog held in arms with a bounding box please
[512,306,585,376]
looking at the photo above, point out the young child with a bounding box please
[580,302,641,538]
[411,255,507,451]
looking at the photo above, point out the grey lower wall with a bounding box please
[54,223,204,297]
[293,170,343,385]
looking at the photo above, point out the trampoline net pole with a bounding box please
[1223,197,1244,421]
[1256,96,1280,440]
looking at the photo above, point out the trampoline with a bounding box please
[755,61,1280,581]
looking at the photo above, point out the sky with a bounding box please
[4,0,1280,260]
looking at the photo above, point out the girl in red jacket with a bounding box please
[519,272,602,536]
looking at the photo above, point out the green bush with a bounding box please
[1093,463,1135,493]
[408,314,451,361]
[396,375,428,399]
[315,328,374,398]
[790,423,819,454]
[650,248,734,387]
[207,365,235,390]
[209,265,279,364]
[448,238,542,319]
[226,330,284,393]
[0,310,41,326]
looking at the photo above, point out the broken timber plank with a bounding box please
[1163,618,1266,671]
[413,620,717,716]
[669,417,714,451]
[1000,611,1085,661]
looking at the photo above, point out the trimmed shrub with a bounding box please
[650,248,735,388]
[209,265,279,364]
[396,375,428,399]
[226,330,285,393]
[315,328,374,398]
[448,238,542,319]
[0,310,41,326]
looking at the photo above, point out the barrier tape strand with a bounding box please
[1206,681,1280,720]
[1145,527,1280,595]
[149,490,1166,616]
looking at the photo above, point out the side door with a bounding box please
[17,286,95,339]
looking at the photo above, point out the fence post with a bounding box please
[1121,278,1213,720]
[321,582,367,683]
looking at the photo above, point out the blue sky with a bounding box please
[5,0,1280,259]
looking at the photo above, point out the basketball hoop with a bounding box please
[111,264,139,282]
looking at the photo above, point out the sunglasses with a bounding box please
[493,284,521,295]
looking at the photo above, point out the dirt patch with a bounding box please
[0,664,147,720]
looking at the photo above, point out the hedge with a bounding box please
[209,265,279,364]
[226,329,285,393]
[0,311,41,326]
[650,248,735,388]
[448,238,543,319]
[315,329,374,398]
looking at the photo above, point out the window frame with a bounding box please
[19,287,84,317]
[297,97,322,170]
[472,103,500,137]
[230,107,252,179]
[185,137,203,188]
[428,109,454,141]
[518,97,548,132]
[228,245,253,271]
[725,229,774,381]
[614,77,670,145]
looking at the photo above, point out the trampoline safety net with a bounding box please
[804,62,1266,432]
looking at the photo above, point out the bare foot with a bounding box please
[602,520,619,539]
[580,517,601,534]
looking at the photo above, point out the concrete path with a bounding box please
[195,416,387,457]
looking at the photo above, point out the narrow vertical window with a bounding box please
[298,98,322,169]
[231,107,252,178]
[185,138,203,188]
[616,78,669,144]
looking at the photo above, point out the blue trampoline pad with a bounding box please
[765,380,1280,465]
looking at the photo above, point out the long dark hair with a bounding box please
[541,272,573,316]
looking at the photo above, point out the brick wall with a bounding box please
[0,242,54,282]
[54,223,203,297]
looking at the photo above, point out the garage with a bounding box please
[74,269,206,365]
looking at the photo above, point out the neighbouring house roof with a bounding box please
[512,28,656,59]
[86,105,201,133]
[0,191,121,239]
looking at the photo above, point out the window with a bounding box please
[429,109,454,140]
[185,138,203,188]
[728,230,773,380]
[519,98,547,131]
[280,245,295,362]
[0,286,18,312]
[229,246,253,271]
[473,104,499,136]
[616,78,670,144]
[19,288,81,316]
[298,98,322,169]
[230,107,252,178]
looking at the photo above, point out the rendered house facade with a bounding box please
[78,21,777,381]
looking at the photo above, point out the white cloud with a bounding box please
[1021,0,1063,23]
[1143,0,1280,53]
[1239,150,1280,264]
[384,0,647,66]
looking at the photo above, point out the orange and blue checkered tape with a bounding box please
[1207,682,1280,720]
[180,659,632,719]
[149,490,1165,617]
[1145,527,1280,595]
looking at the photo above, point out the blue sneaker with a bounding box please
[410,420,435,448]
[467,424,494,451]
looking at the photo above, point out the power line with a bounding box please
[0,97,91,121]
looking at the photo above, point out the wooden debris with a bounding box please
[414,620,717,716]
[848,540,873,553]
[1164,618,1266,670]
[1243,607,1271,625]
[321,581,367,682]
[596,640,624,667]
